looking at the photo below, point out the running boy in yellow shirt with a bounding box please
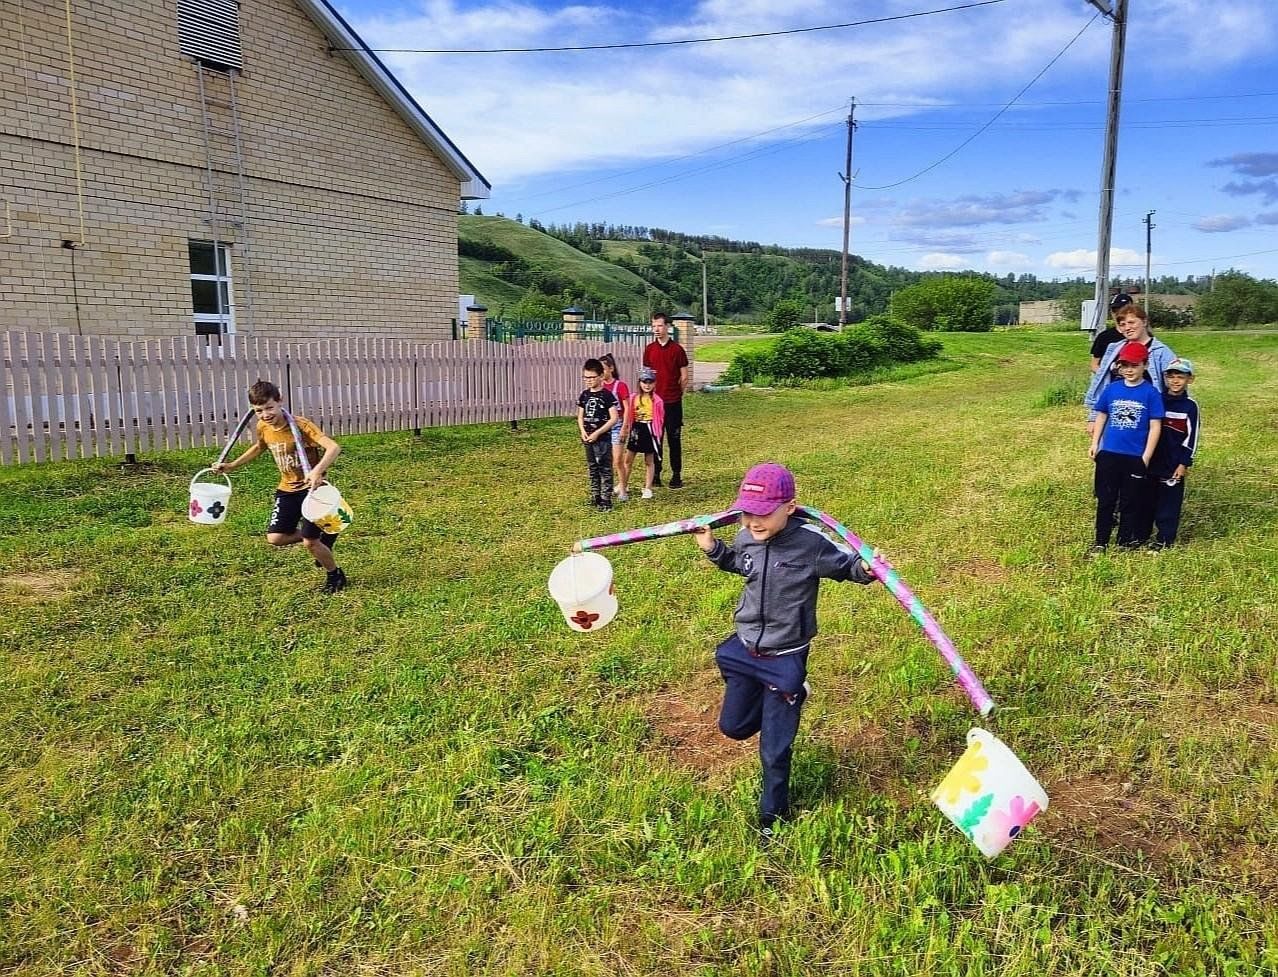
[213,379,348,593]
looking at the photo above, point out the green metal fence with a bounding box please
[481,320,677,344]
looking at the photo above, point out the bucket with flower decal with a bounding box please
[548,552,617,632]
[301,483,354,536]
[932,727,1048,859]
[188,469,233,525]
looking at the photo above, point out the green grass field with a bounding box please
[2,332,1276,975]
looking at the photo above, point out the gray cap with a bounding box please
[638,366,657,382]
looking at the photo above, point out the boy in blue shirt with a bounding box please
[1088,341,1164,555]
[1148,358,1200,550]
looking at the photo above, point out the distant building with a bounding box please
[1019,293,1197,324]
[2,0,489,341]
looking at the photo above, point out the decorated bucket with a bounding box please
[189,469,232,525]
[548,552,617,632]
[301,483,354,535]
[931,727,1049,859]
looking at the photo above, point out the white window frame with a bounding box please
[189,240,236,335]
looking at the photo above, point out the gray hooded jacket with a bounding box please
[706,515,873,652]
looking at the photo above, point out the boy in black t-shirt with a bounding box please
[577,358,620,509]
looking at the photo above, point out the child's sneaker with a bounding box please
[1148,540,1168,553]
[597,498,613,511]
[1085,544,1107,559]
[617,491,629,502]
[641,488,654,499]
[322,568,347,594]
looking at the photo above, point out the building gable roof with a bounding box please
[294,0,490,199]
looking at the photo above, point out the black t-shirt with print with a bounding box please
[577,388,619,433]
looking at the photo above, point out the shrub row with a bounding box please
[721,316,941,384]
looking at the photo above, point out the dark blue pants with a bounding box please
[1094,451,1151,546]
[1152,475,1186,545]
[714,633,809,826]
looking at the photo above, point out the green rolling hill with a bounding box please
[458,216,668,319]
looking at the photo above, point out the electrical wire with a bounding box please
[854,13,1100,191]
[512,103,850,204]
[855,90,1278,109]
[339,0,1008,55]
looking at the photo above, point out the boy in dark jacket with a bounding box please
[1148,358,1200,550]
[692,463,874,841]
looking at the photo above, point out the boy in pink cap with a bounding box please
[691,462,875,843]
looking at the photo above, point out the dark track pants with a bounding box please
[1152,474,1186,545]
[654,400,683,482]
[714,633,809,826]
[584,438,613,502]
[1093,450,1151,547]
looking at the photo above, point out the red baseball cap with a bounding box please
[734,463,796,515]
[1115,341,1148,364]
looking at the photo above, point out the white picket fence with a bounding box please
[0,330,644,465]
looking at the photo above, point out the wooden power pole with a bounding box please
[839,98,857,328]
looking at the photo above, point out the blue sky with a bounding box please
[336,0,1278,280]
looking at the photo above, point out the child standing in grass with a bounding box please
[577,359,620,510]
[599,353,632,501]
[213,379,348,594]
[691,463,875,843]
[1088,342,1164,555]
[621,366,664,500]
[1148,358,1200,550]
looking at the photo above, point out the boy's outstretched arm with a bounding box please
[691,527,745,575]
[307,436,341,490]
[814,534,875,584]
[213,441,264,474]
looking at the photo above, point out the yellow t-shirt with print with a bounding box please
[634,394,655,423]
[256,415,326,492]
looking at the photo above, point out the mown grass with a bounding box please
[1,331,1276,975]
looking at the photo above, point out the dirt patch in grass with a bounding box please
[0,569,81,602]
[950,556,1011,585]
[646,672,753,775]
[1040,776,1194,864]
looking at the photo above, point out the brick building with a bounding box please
[1,0,489,341]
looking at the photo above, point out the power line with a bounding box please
[854,13,1100,191]
[855,90,1278,108]
[341,0,1008,54]
[511,103,849,204]
[863,114,1278,130]
[528,124,839,217]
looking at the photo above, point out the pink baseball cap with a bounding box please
[734,462,796,515]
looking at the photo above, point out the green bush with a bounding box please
[891,276,996,332]
[720,318,939,384]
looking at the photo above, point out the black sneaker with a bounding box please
[669,476,684,489]
[322,568,347,594]
[597,498,613,511]
[1148,540,1169,553]
[1085,544,1107,559]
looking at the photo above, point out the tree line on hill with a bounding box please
[462,213,1274,328]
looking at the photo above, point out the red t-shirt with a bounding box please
[643,340,688,403]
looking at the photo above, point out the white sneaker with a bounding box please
[617,491,629,501]
[612,485,621,496]
[641,488,653,499]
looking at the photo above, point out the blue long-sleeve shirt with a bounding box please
[1084,336,1178,421]
[1150,389,1200,477]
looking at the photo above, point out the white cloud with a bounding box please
[1193,214,1251,233]
[986,250,1032,268]
[918,253,967,270]
[1045,247,1145,270]
[816,216,866,227]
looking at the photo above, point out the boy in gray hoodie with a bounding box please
[692,462,875,841]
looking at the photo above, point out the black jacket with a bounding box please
[706,515,873,651]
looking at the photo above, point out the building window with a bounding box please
[178,0,244,71]
[189,241,235,335]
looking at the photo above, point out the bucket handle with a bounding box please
[190,468,232,492]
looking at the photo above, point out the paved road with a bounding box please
[692,359,730,387]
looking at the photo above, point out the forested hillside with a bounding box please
[459,214,1209,324]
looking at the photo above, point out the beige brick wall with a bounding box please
[1,0,465,341]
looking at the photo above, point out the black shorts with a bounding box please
[267,489,334,545]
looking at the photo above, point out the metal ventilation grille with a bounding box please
[178,0,243,70]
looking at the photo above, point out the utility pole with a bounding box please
[838,97,857,328]
[1143,210,1155,315]
[701,252,709,337]
[1085,0,1127,335]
